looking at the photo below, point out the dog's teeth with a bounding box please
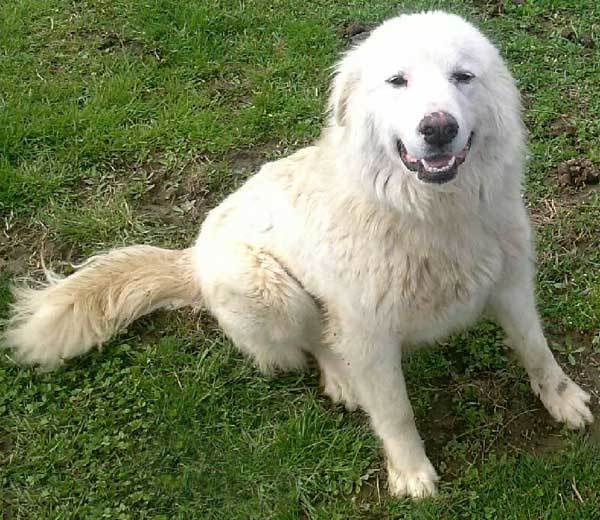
[421,156,455,173]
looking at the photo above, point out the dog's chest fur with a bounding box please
[301,195,503,341]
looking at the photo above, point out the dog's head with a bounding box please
[329,12,522,187]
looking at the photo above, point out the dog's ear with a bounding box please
[328,56,360,127]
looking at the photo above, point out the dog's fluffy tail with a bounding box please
[2,245,201,370]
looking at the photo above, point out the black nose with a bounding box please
[418,111,459,147]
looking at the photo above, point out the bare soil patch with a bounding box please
[0,142,286,280]
[337,21,374,46]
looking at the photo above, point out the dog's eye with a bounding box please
[452,71,475,84]
[387,74,408,87]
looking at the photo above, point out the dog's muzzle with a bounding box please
[397,133,474,184]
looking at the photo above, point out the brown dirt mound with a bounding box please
[555,158,599,188]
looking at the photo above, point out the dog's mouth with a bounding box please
[397,133,474,184]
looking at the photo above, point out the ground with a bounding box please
[1,0,599,518]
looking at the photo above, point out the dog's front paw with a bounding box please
[387,458,439,498]
[537,376,593,429]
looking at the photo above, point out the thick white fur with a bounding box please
[4,246,200,369]
[2,12,593,498]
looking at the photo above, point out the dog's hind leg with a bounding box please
[196,239,361,408]
[196,243,321,374]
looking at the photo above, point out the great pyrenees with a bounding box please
[3,11,593,498]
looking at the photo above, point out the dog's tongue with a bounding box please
[423,155,454,168]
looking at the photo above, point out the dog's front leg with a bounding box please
[334,327,438,498]
[488,256,593,429]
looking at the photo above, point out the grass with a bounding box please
[1,0,599,518]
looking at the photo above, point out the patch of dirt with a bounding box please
[561,28,596,49]
[343,468,387,517]
[429,377,559,474]
[548,114,578,137]
[0,141,288,282]
[0,433,10,455]
[0,214,77,278]
[224,142,280,172]
[2,504,13,520]
[80,29,163,61]
[471,0,527,17]
[471,0,505,16]
[133,156,212,226]
[135,142,283,225]
[439,376,591,476]
[418,391,467,459]
[529,176,599,256]
[405,328,600,478]
[203,74,254,110]
[0,243,32,276]
[337,21,375,46]
[528,158,600,257]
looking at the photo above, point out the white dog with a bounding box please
[3,12,593,498]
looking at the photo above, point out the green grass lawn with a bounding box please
[1,0,599,518]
